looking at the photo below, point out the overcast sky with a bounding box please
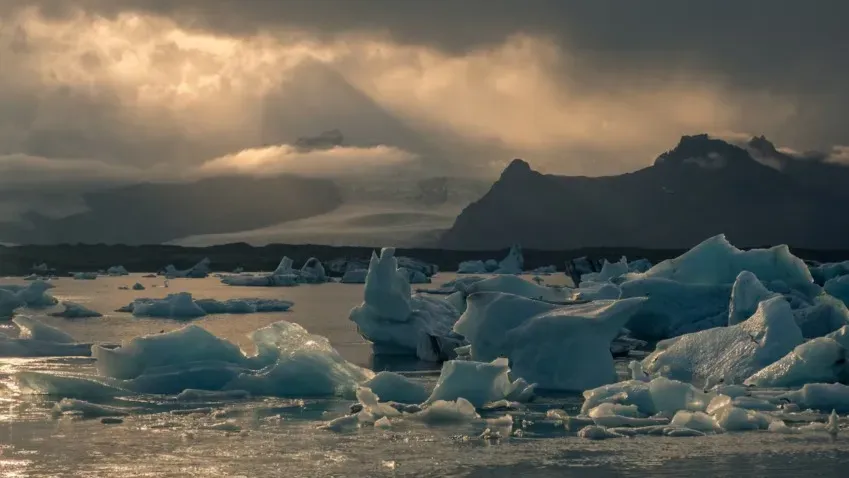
[0,0,846,187]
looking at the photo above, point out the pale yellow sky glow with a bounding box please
[0,7,812,178]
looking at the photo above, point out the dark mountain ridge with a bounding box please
[440,134,849,250]
[0,175,342,245]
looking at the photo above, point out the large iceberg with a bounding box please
[454,292,646,391]
[1,316,92,357]
[348,248,463,362]
[642,296,804,384]
[636,234,813,286]
[119,292,293,319]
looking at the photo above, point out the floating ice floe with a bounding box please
[50,301,103,318]
[19,320,374,399]
[454,292,646,391]
[363,371,429,404]
[642,296,804,384]
[0,316,93,357]
[73,272,98,280]
[349,248,463,362]
[529,265,557,275]
[221,257,332,287]
[0,280,58,317]
[425,358,535,408]
[118,292,293,319]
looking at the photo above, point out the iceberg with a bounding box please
[73,272,98,280]
[460,275,571,304]
[47,320,375,398]
[618,278,731,340]
[399,267,431,284]
[456,245,524,275]
[349,248,462,362]
[458,260,487,274]
[425,358,535,408]
[454,292,646,391]
[792,295,849,338]
[222,273,299,287]
[121,293,293,319]
[409,398,480,425]
[396,257,438,278]
[163,258,211,278]
[581,376,714,417]
[363,371,429,404]
[529,265,557,275]
[222,256,330,287]
[825,276,849,307]
[642,296,804,384]
[0,281,59,317]
[0,288,26,318]
[222,322,374,398]
[744,337,849,387]
[494,244,523,274]
[628,258,653,273]
[0,316,92,357]
[581,257,629,283]
[341,269,368,284]
[106,266,129,276]
[728,271,780,326]
[50,301,103,319]
[777,383,849,413]
[810,260,849,285]
[299,257,328,283]
[636,234,813,286]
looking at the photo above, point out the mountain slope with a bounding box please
[0,175,342,245]
[441,134,849,250]
[172,176,491,248]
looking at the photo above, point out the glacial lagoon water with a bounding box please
[1,274,848,477]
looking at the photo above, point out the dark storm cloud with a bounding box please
[8,0,847,150]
